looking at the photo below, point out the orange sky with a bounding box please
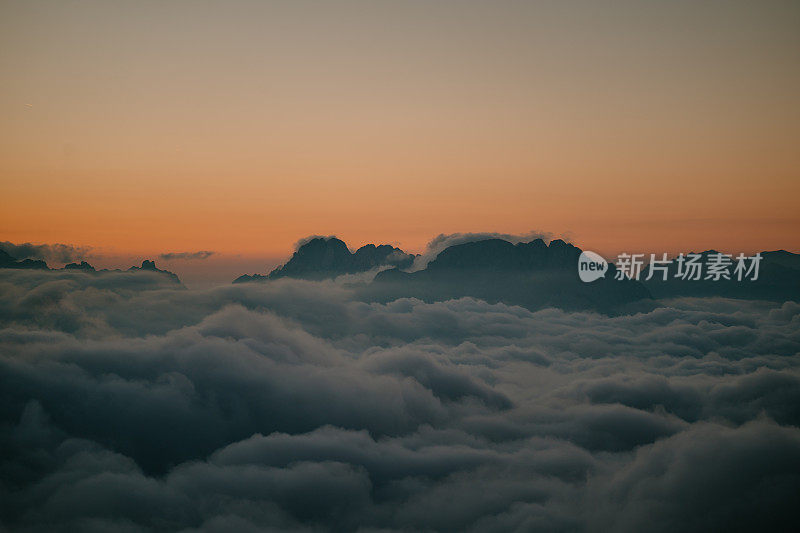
[2,0,799,267]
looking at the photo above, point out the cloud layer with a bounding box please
[0,269,798,531]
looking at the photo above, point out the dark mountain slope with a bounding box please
[234,237,414,283]
[365,238,650,312]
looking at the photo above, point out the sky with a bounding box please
[2,0,799,280]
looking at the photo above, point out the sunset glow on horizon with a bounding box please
[3,3,800,528]
[3,0,799,266]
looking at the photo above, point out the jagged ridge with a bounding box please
[234,237,414,283]
[0,250,181,284]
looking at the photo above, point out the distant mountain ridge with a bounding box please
[234,237,414,283]
[232,236,652,312]
[366,238,650,312]
[0,249,181,283]
[231,236,800,312]
[0,249,49,270]
[643,249,800,301]
[418,238,581,271]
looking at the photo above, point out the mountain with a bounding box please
[234,237,415,283]
[64,261,96,271]
[0,251,181,284]
[761,250,800,271]
[126,260,182,283]
[643,250,800,301]
[0,249,49,270]
[231,236,800,310]
[363,238,651,312]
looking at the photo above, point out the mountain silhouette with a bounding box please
[364,238,650,312]
[642,250,800,301]
[761,250,800,271]
[126,260,181,283]
[0,250,181,283]
[0,249,49,270]
[234,237,415,283]
[64,261,96,271]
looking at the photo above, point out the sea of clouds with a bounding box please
[1,268,799,532]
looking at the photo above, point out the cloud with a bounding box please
[0,268,798,530]
[587,419,800,532]
[0,241,92,264]
[293,235,338,250]
[158,251,216,261]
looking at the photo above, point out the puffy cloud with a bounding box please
[293,235,338,250]
[0,268,798,531]
[587,420,800,533]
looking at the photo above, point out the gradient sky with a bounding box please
[2,0,799,273]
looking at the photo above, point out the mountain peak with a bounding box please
[235,237,415,282]
[424,237,581,272]
[0,248,49,270]
[127,260,181,283]
[368,237,649,312]
[64,261,96,271]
